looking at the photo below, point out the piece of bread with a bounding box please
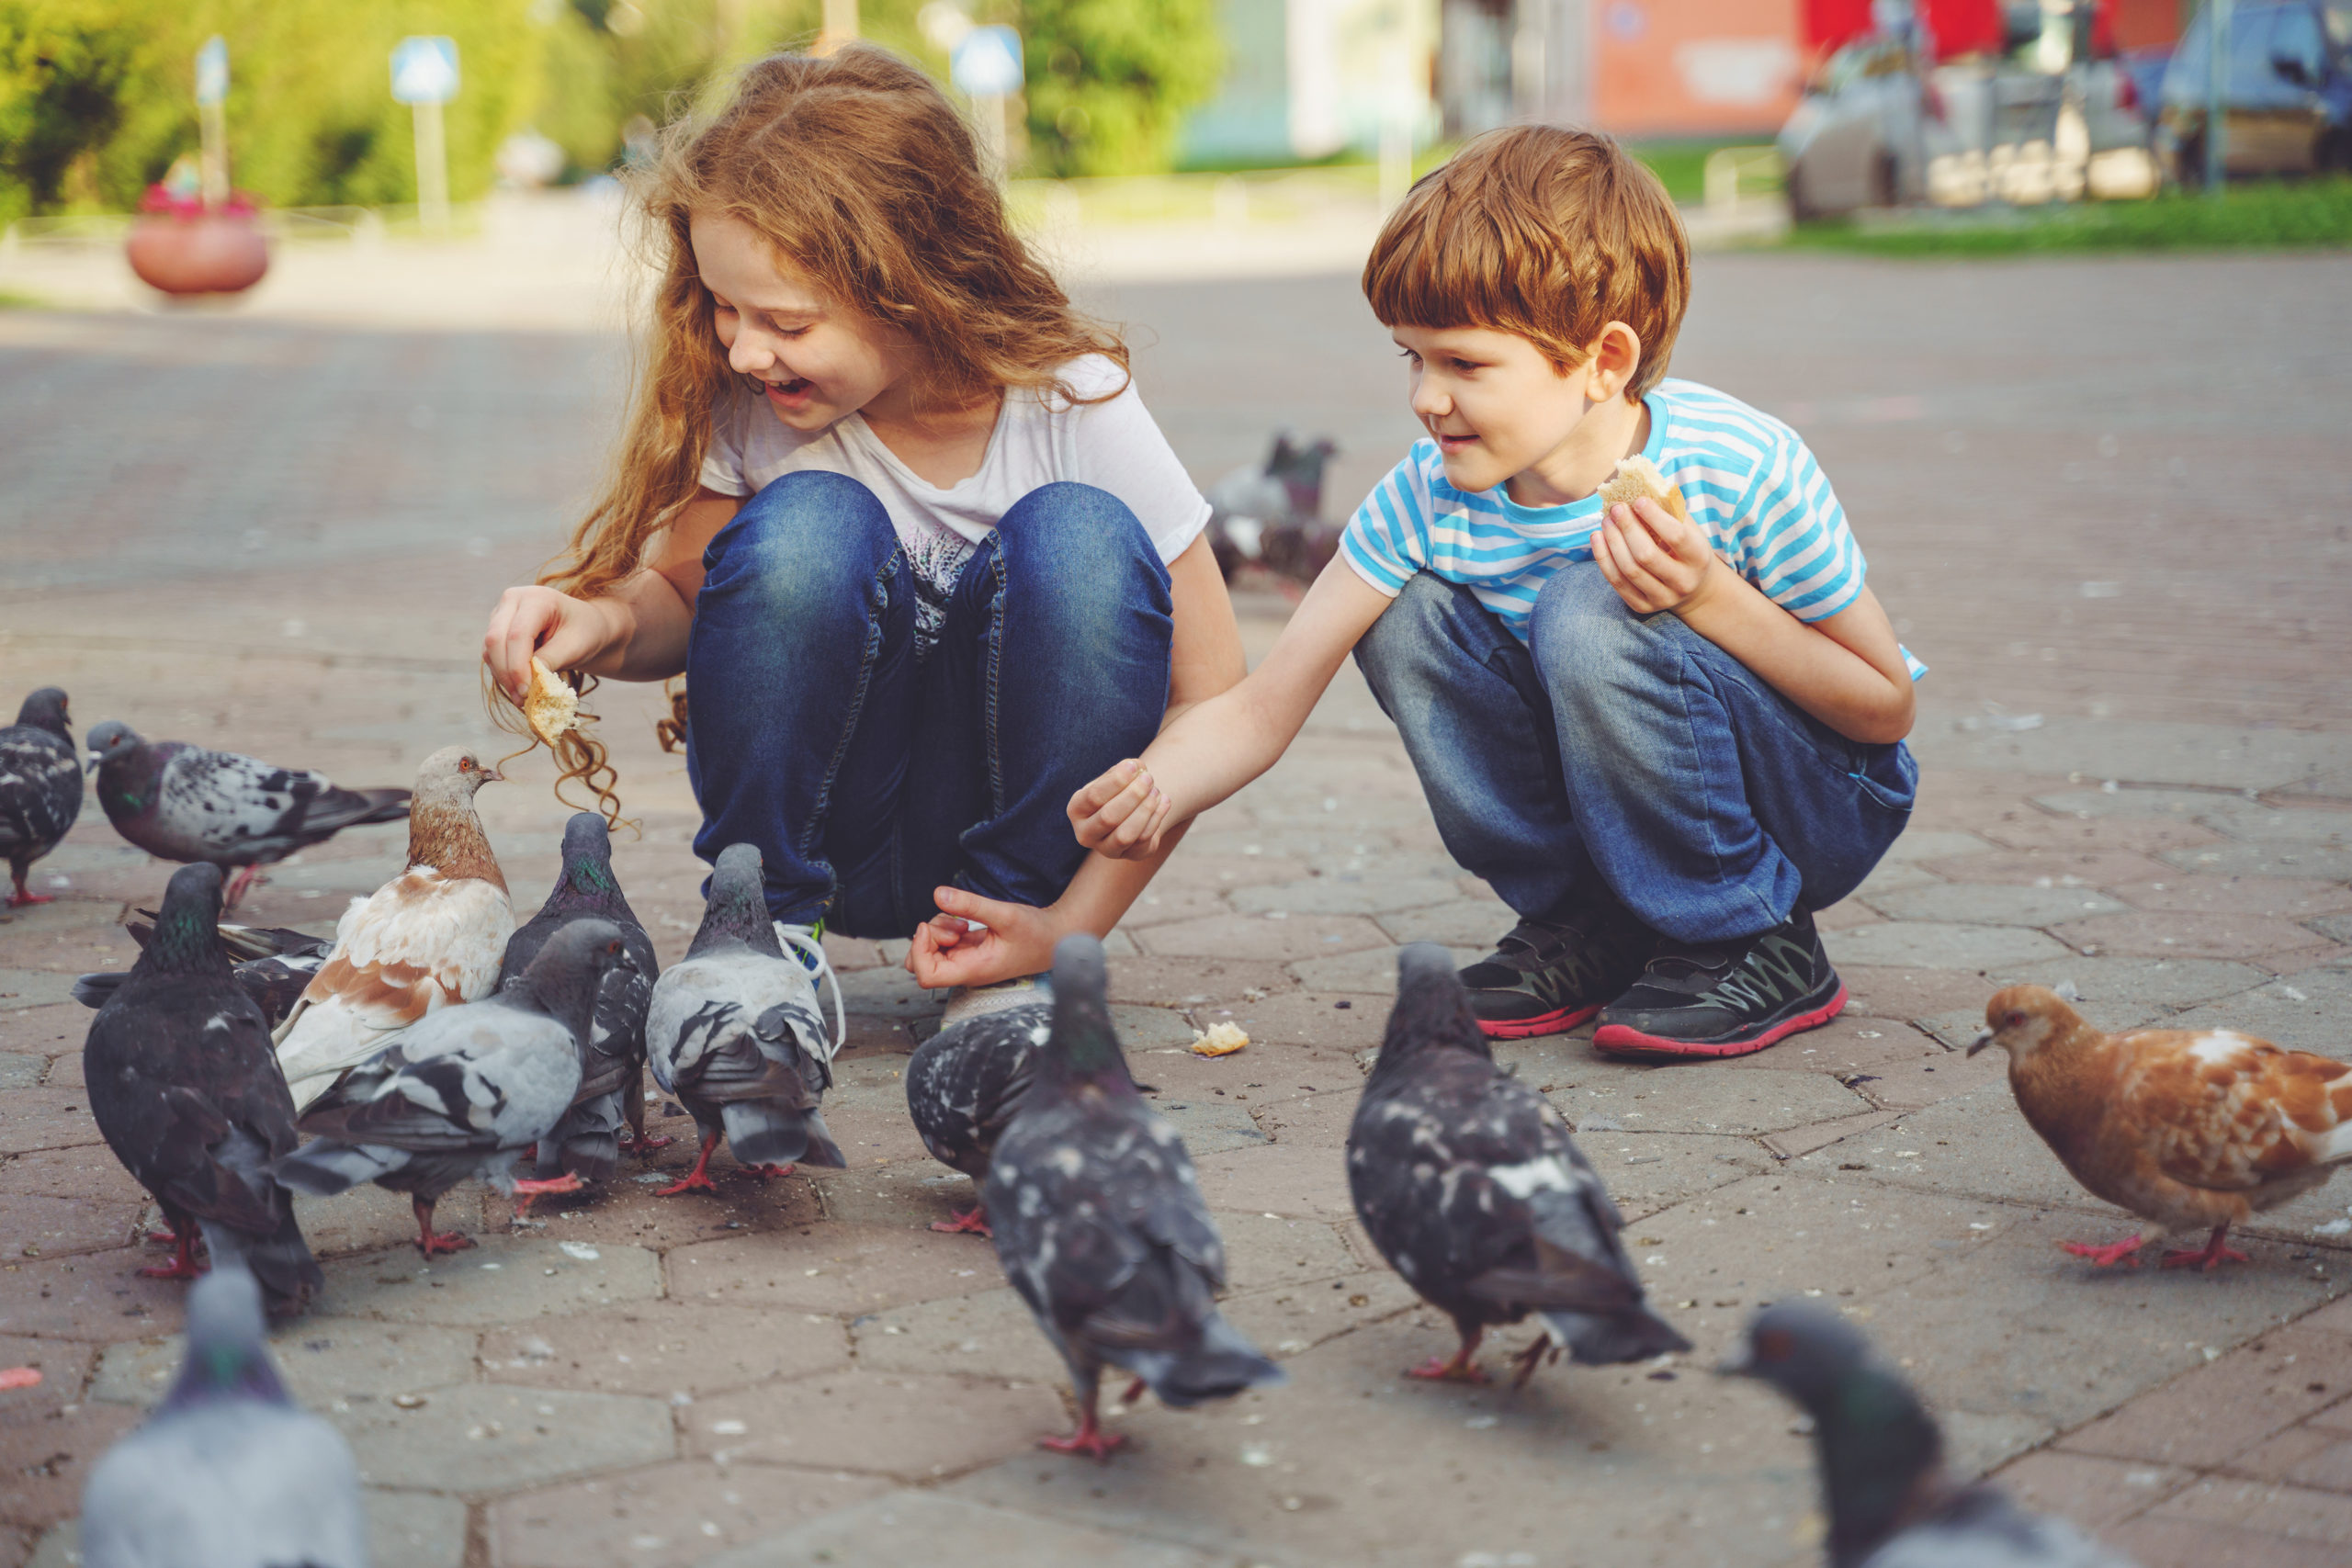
[522,657,580,746]
[1190,1021,1250,1057]
[1594,455,1691,524]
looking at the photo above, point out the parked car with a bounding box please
[2157,1,2352,183]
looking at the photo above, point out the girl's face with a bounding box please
[691,211,909,432]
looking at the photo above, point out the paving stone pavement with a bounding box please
[5,246,2352,1567]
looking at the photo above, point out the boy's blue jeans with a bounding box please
[1353,566,1916,945]
[684,471,1173,934]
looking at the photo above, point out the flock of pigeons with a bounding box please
[9,676,2352,1566]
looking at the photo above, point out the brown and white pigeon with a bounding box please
[0,686,81,908]
[277,918,641,1255]
[987,934,1283,1460]
[84,719,410,907]
[272,747,512,1111]
[1971,984,2352,1270]
[79,1266,366,1568]
[83,863,322,1314]
[645,842,843,1195]
[1349,942,1688,1384]
[1724,1302,2140,1568]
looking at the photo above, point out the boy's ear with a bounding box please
[1584,321,1645,401]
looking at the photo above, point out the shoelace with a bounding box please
[774,921,847,1057]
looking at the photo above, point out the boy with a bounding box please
[1070,127,1921,1059]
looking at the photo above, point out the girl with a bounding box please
[482,46,1240,1017]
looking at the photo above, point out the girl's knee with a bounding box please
[703,472,893,612]
[997,483,1157,574]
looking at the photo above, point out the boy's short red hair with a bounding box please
[1363,126,1690,400]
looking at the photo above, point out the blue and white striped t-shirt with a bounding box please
[1340,378,1925,681]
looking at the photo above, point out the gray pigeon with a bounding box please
[1204,432,1339,586]
[500,813,662,1185]
[1724,1302,2140,1567]
[274,919,639,1256]
[903,999,1052,1235]
[74,916,333,1024]
[987,934,1283,1460]
[79,1266,367,1568]
[83,863,323,1314]
[85,719,409,906]
[0,685,80,908]
[644,842,843,1195]
[1348,943,1688,1385]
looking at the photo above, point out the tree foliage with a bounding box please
[1020,0,1222,177]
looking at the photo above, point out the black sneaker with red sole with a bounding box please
[1592,908,1846,1060]
[1458,898,1655,1040]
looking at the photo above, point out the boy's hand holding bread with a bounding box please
[1592,456,1727,618]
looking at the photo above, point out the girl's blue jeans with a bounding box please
[684,471,1173,934]
[1352,566,1917,945]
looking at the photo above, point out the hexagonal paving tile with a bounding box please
[491,1458,893,1568]
[92,1318,476,1411]
[1135,911,1392,964]
[1862,883,2129,926]
[315,1235,661,1326]
[2,1193,139,1261]
[0,1251,188,1340]
[337,1382,674,1494]
[1824,922,2074,970]
[481,1301,851,1399]
[665,1224,1001,1315]
[853,1287,1065,1385]
[683,1371,1064,1481]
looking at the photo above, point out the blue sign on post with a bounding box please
[390,36,460,105]
[195,36,229,107]
[950,25,1024,97]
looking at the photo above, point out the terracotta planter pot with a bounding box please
[125,211,270,296]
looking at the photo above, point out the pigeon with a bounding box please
[644,842,843,1195]
[275,917,640,1255]
[987,934,1283,1460]
[1204,431,1339,587]
[500,812,663,1185]
[1348,942,1688,1384]
[79,1266,367,1568]
[904,999,1053,1235]
[0,685,81,908]
[83,863,323,1313]
[272,746,513,1112]
[1969,984,2352,1270]
[84,719,410,906]
[1723,1301,2140,1567]
[74,915,334,1024]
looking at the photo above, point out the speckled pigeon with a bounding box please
[904,999,1052,1235]
[79,1265,366,1568]
[987,934,1283,1460]
[0,685,80,908]
[83,863,323,1314]
[85,718,409,906]
[1349,942,1688,1385]
[1724,1302,2141,1568]
[500,813,662,1185]
[275,918,639,1256]
[644,842,842,1196]
[74,915,333,1024]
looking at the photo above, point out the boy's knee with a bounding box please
[1529,563,1689,684]
[704,472,892,613]
[1355,571,1470,690]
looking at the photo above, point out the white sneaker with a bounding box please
[939,972,1054,1030]
[773,921,847,1056]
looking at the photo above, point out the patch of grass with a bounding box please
[1627,138,1782,204]
[0,287,45,310]
[1791,177,2352,254]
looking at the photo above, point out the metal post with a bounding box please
[2205,0,2231,192]
[819,0,858,54]
[413,99,450,232]
[974,92,1007,181]
[198,99,229,207]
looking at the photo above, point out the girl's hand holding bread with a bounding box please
[482,586,628,703]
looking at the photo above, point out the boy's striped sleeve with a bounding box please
[1736,429,1866,623]
[1340,445,1436,597]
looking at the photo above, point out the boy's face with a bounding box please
[1392,323,1598,497]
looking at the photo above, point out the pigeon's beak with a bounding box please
[481,767,506,784]
[84,751,101,774]
[1965,1026,1996,1057]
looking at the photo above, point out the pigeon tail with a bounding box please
[343,789,413,828]
[138,864,236,979]
[720,1100,847,1169]
[1539,1302,1692,1367]
[1131,1313,1286,1409]
[161,1266,292,1411]
[1368,942,1493,1079]
[71,971,123,1009]
[274,1139,408,1198]
[692,844,786,958]
[537,1090,626,1183]
[1036,934,1134,1092]
[198,1124,323,1313]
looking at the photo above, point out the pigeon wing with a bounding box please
[0,725,79,857]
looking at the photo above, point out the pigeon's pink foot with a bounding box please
[1406,1332,1488,1384]
[929,1205,992,1236]
[751,1163,796,1181]
[413,1197,472,1258]
[655,1133,722,1198]
[511,1173,585,1221]
[221,865,263,908]
[1510,1333,1558,1390]
[620,1129,675,1153]
[137,1229,203,1280]
[2161,1226,2251,1271]
[1040,1417,1127,1461]
[1119,1377,1148,1405]
[144,1224,180,1247]
[2062,1235,2146,1269]
[0,1367,41,1391]
[5,890,55,908]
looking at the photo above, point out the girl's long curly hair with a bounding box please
[503,43,1129,821]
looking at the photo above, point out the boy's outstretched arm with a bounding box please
[1071,559,1395,859]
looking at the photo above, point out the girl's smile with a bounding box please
[693,210,907,434]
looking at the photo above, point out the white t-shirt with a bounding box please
[697,354,1210,649]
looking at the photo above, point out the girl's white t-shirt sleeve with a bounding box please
[697,389,752,498]
[1060,362,1212,566]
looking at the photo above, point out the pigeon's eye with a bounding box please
[2005,1010,2026,1030]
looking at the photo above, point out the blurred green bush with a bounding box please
[1,0,1227,221]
